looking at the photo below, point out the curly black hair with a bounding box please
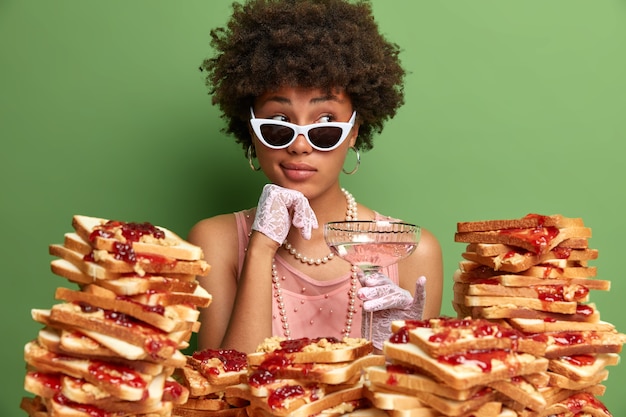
[201,0,406,154]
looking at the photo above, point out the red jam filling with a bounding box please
[87,361,146,389]
[29,372,62,391]
[437,349,509,372]
[90,220,165,242]
[76,301,176,357]
[163,380,186,400]
[499,225,559,254]
[192,349,248,374]
[53,394,112,417]
[563,392,609,414]
[551,332,585,346]
[536,285,589,302]
[268,385,306,410]
[563,354,596,366]
[576,304,594,317]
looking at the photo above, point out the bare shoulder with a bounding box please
[188,213,240,264]
[188,213,237,244]
[414,227,442,259]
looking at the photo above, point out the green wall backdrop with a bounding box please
[2,0,625,414]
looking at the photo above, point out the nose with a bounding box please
[287,133,312,154]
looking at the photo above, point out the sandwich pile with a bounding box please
[233,336,383,417]
[20,214,212,417]
[362,213,625,417]
[172,348,250,417]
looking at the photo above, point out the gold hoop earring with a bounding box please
[342,146,360,175]
[247,145,261,171]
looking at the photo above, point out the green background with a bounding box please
[1,0,625,414]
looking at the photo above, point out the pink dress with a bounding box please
[234,209,400,340]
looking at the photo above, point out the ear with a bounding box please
[348,123,360,147]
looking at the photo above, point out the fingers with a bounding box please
[358,282,413,312]
[411,276,427,319]
[253,184,318,242]
[291,197,318,240]
[358,272,391,287]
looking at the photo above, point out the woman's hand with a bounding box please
[358,273,427,350]
[252,184,318,244]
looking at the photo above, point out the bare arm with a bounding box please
[188,215,280,353]
[398,227,444,319]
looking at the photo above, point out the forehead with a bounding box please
[256,86,351,107]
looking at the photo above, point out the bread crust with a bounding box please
[462,246,598,273]
[457,214,584,232]
[382,341,549,391]
[455,227,591,255]
[72,214,204,261]
[61,232,211,277]
[248,337,373,366]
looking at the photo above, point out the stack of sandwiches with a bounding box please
[19,212,626,416]
[173,348,250,417]
[450,213,624,416]
[21,214,212,417]
[228,336,385,417]
[366,317,550,417]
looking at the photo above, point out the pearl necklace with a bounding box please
[282,188,357,265]
[272,187,359,339]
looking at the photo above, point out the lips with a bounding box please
[282,162,316,172]
[281,162,317,181]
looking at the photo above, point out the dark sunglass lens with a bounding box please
[308,127,343,148]
[259,124,295,146]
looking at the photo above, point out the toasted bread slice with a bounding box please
[187,348,249,386]
[72,214,204,261]
[366,380,497,417]
[172,406,248,417]
[45,302,190,361]
[462,302,600,323]
[51,258,198,294]
[62,233,211,276]
[59,373,186,412]
[54,286,199,333]
[453,270,610,292]
[548,369,609,391]
[467,242,592,257]
[383,341,548,390]
[362,381,426,410]
[507,317,615,333]
[247,383,364,417]
[455,282,590,303]
[40,394,174,417]
[39,326,186,370]
[19,396,47,417]
[175,366,224,397]
[488,376,547,412]
[455,226,591,255]
[537,391,611,417]
[456,214,584,233]
[462,246,598,273]
[543,330,626,358]
[458,294,577,315]
[249,354,385,386]
[547,353,620,381]
[366,364,483,401]
[400,319,547,357]
[24,340,155,402]
[248,336,373,366]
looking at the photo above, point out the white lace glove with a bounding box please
[358,273,426,350]
[251,184,319,244]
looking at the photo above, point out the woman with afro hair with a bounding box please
[189,0,443,353]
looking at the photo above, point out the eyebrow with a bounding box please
[262,94,344,106]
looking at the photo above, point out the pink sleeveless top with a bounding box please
[234,209,400,340]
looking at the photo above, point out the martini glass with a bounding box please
[323,220,421,340]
